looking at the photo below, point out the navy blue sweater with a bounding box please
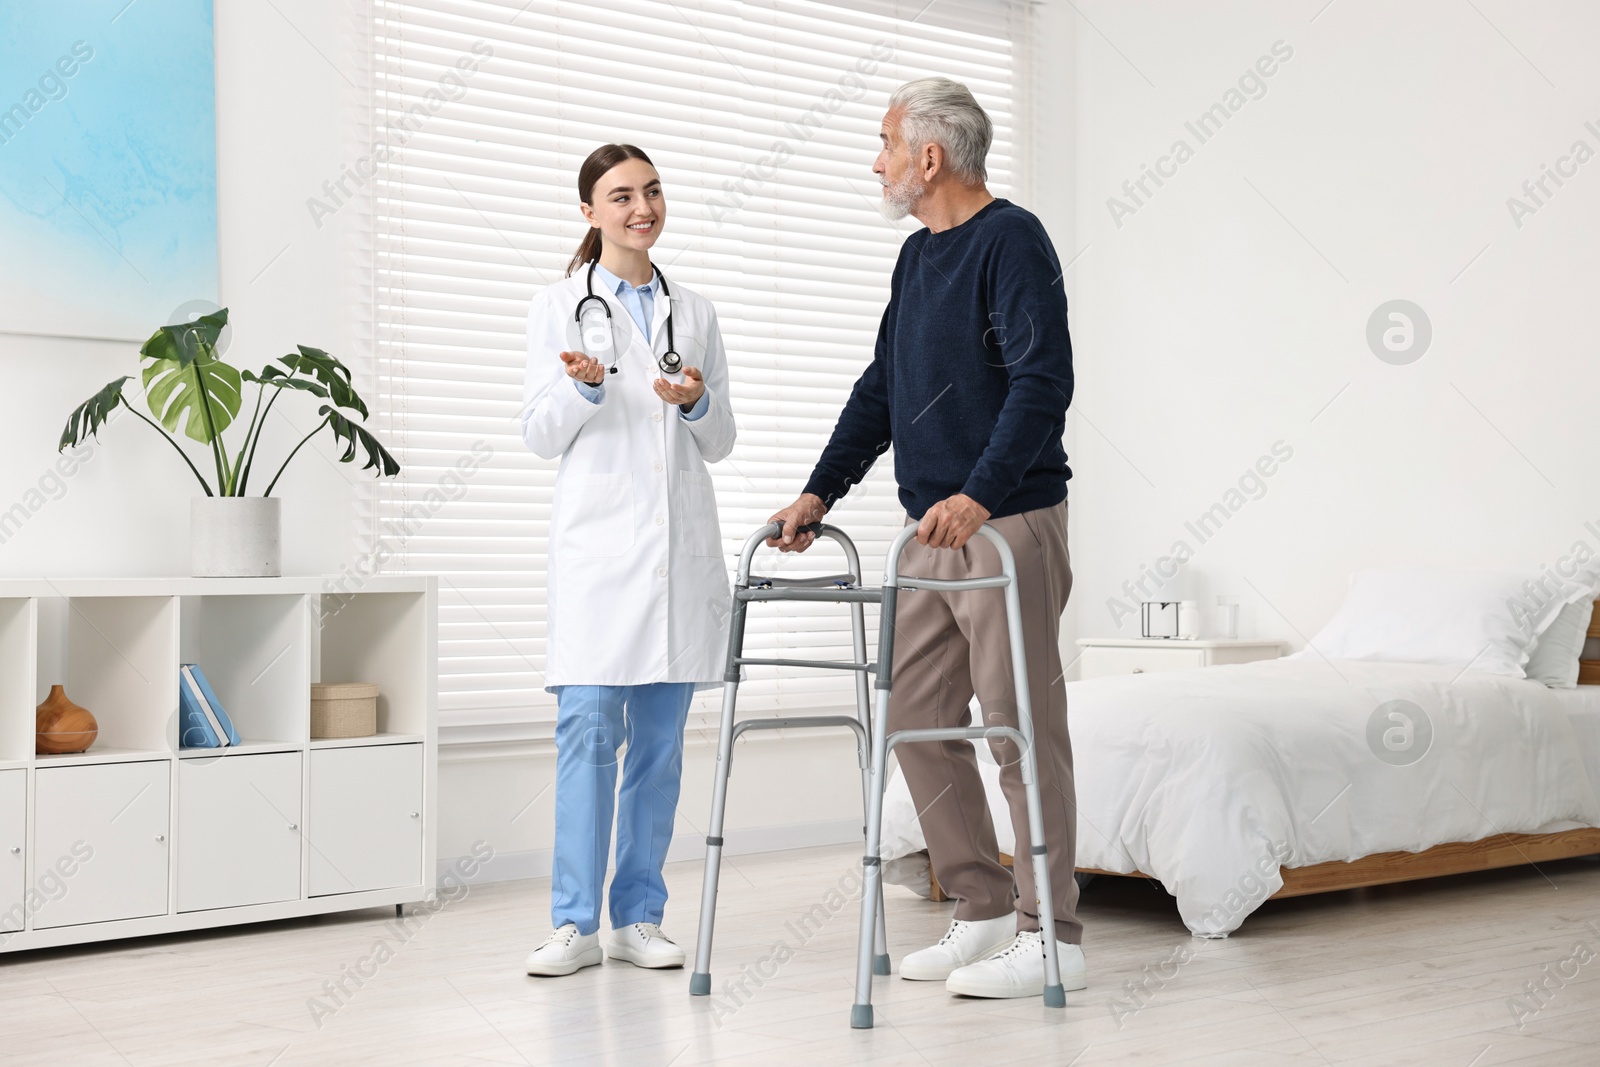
[803,199,1074,520]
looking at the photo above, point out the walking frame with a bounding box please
[688,521,1067,1028]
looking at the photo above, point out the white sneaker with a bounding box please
[899,913,1017,981]
[606,922,686,969]
[524,924,603,976]
[945,930,1088,998]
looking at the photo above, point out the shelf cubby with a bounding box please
[177,594,309,750]
[0,598,34,764]
[315,590,431,738]
[37,595,177,758]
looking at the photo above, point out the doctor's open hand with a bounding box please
[766,493,828,553]
[652,366,706,410]
[560,350,606,385]
[916,493,990,551]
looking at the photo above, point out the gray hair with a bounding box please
[888,77,992,183]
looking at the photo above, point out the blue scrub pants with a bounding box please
[551,683,695,936]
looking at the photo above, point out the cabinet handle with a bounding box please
[1131,667,1144,674]
[8,846,18,855]
[288,823,298,831]
[409,812,419,819]
[155,834,166,843]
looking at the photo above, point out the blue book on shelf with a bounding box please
[178,672,222,748]
[184,664,241,746]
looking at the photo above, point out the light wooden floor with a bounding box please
[5,845,1600,1066]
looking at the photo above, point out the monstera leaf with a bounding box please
[280,346,366,418]
[59,376,132,450]
[260,405,400,497]
[323,406,399,475]
[140,315,243,444]
[59,373,217,495]
[240,365,330,400]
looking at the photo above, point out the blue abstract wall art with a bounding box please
[0,0,218,341]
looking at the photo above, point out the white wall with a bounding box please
[438,730,872,884]
[1066,0,1600,651]
[1029,0,1083,672]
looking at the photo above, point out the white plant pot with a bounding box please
[190,497,282,577]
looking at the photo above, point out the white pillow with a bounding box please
[1292,567,1581,678]
[1525,598,1596,688]
[1524,562,1600,687]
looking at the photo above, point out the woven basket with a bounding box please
[311,682,379,739]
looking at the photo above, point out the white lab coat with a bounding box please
[521,268,737,690]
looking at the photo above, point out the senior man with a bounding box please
[768,77,1083,1000]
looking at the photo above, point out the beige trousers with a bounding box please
[888,501,1081,944]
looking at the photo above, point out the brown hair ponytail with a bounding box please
[565,143,655,276]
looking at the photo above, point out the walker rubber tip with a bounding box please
[872,954,891,976]
[689,972,712,996]
[1043,983,1067,1008]
[850,1004,874,1029]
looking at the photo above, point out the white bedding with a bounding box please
[878,659,1600,936]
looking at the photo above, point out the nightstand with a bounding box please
[1075,638,1284,680]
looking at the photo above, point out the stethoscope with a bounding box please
[573,261,683,376]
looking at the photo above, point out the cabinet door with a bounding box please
[0,770,23,938]
[178,753,302,912]
[33,761,170,929]
[307,745,422,896]
[1080,646,1207,680]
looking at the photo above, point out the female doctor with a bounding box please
[520,143,736,977]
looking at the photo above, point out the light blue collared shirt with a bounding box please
[592,261,657,344]
[574,262,707,421]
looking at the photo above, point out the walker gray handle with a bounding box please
[736,521,862,588]
[882,522,1019,590]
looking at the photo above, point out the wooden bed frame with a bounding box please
[929,601,1600,904]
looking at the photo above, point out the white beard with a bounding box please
[878,172,924,221]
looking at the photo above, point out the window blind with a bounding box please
[367,0,1024,734]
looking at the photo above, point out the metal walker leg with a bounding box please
[849,523,1067,1028]
[691,524,883,996]
[852,591,891,978]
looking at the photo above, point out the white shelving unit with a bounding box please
[0,575,436,953]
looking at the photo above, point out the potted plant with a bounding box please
[58,308,399,576]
